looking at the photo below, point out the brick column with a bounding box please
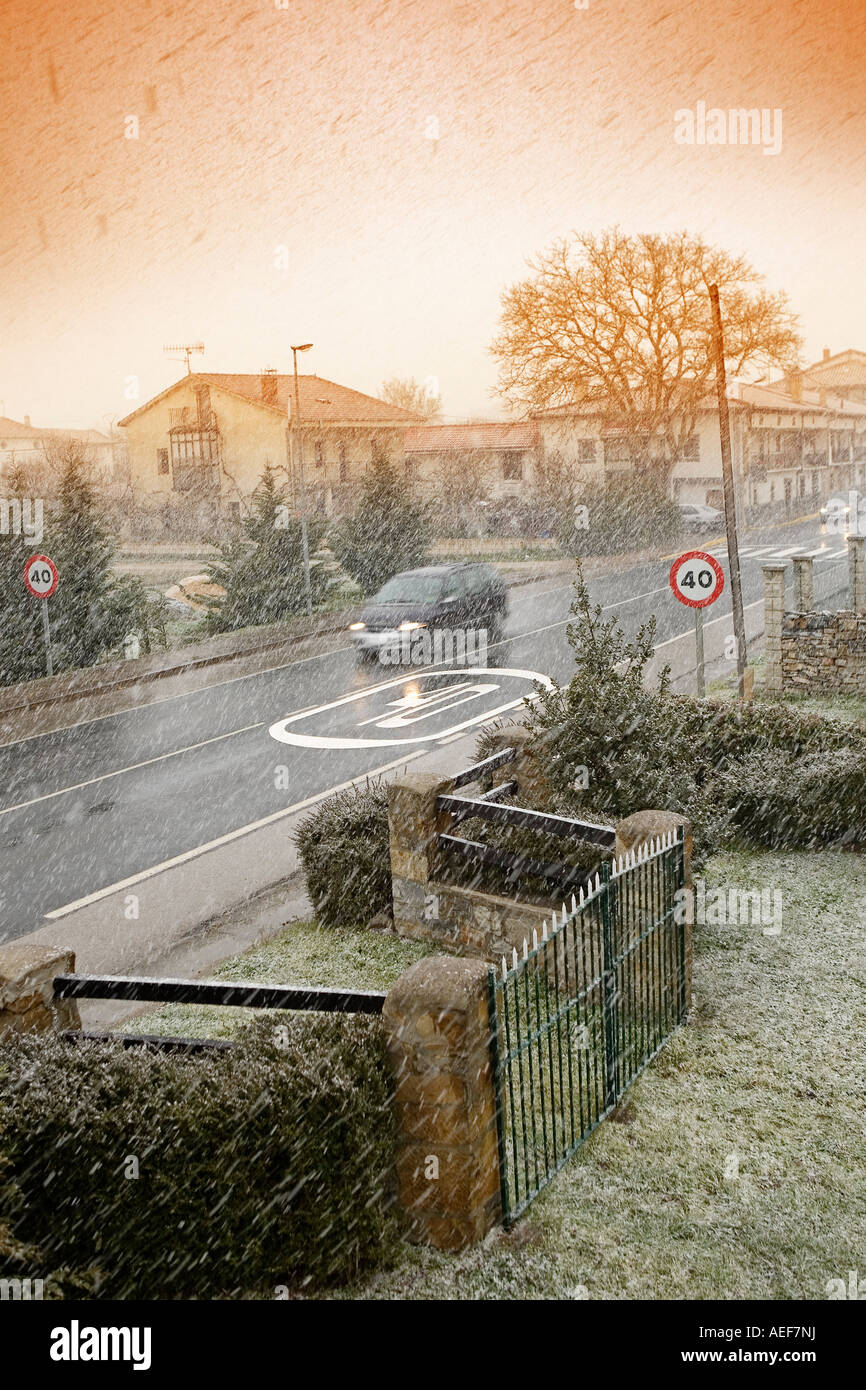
[383,956,501,1249]
[387,771,453,941]
[614,811,693,1013]
[483,723,549,803]
[791,554,814,612]
[849,535,866,612]
[762,562,787,690]
[0,944,81,1036]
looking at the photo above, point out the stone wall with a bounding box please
[763,537,866,694]
[780,610,866,691]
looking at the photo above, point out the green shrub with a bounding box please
[487,565,866,861]
[712,745,866,849]
[295,781,392,928]
[0,1015,397,1298]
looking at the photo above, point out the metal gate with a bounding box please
[488,830,687,1224]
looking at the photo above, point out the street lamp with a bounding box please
[289,342,314,616]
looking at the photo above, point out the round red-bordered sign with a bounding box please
[669,550,724,609]
[24,553,59,599]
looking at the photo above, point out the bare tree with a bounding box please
[491,229,802,480]
[380,376,442,421]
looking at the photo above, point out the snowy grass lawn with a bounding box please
[341,847,866,1300]
[115,921,435,1040]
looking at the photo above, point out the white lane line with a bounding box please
[0,644,354,752]
[651,597,762,650]
[509,582,673,643]
[43,749,427,919]
[0,724,264,818]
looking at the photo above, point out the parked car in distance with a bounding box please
[678,502,724,534]
[348,562,508,660]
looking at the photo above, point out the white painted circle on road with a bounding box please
[268,667,554,749]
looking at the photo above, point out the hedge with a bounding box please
[0,1014,397,1298]
[295,781,392,928]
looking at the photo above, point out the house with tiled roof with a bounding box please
[0,415,115,480]
[118,370,422,519]
[403,421,539,498]
[531,377,866,518]
[776,349,866,406]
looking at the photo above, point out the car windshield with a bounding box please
[373,573,444,604]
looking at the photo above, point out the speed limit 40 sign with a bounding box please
[669,550,724,608]
[24,553,59,598]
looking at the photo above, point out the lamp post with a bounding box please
[289,342,314,616]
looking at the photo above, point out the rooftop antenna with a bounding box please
[163,342,205,374]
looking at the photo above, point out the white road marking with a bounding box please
[0,724,265,819]
[43,749,428,919]
[269,668,553,749]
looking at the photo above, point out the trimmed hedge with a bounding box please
[0,1014,397,1298]
[295,781,392,928]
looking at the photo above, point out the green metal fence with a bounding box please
[488,829,687,1225]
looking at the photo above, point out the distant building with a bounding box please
[118,371,421,519]
[532,379,866,517]
[776,348,866,406]
[403,421,539,499]
[0,415,115,481]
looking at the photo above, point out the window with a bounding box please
[798,474,805,497]
[442,570,468,601]
[228,501,240,519]
[314,440,324,469]
[194,385,213,427]
[169,429,220,491]
[812,471,820,494]
[683,434,700,463]
[502,455,523,481]
[578,439,596,465]
[770,481,775,502]
[157,448,169,475]
[339,443,349,483]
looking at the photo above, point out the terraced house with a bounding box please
[119,370,421,520]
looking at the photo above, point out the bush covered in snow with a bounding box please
[482,566,866,860]
[0,1015,397,1298]
[295,781,392,928]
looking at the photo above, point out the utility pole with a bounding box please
[709,284,748,700]
[289,343,314,616]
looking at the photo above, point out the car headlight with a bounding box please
[399,621,427,632]
[348,621,366,631]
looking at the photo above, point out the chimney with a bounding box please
[23,414,30,427]
[260,367,278,406]
[823,347,831,361]
[789,370,802,403]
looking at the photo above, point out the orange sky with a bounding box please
[1,0,865,428]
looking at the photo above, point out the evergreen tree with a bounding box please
[206,466,328,632]
[0,468,45,684]
[49,444,135,670]
[331,442,429,595]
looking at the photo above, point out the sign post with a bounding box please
[669,549,725,698]
[708,283,748,699]
[24,553,59,678]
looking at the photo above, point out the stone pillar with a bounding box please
[791,554,814,612]
[483,723,549,804]
[387,772,453,940]
[614,811,694,1013]
[383,956,501,1249]
[0,944,81,1036]
[849,535,866,612]
[762,562,787,690]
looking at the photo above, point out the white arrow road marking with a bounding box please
[269,668,554,749]
[357,682,500,729]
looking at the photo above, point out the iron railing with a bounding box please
[488,829,686,1224]
[437,749,616,899]
[54,974,387,1052]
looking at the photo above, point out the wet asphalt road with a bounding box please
[0,519,848,941]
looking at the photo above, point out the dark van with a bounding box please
[348,563,507,660]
